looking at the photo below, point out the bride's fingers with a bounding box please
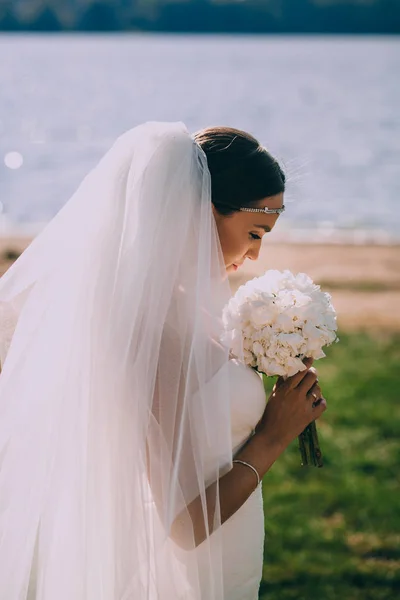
[314,383,322,398]
[284,359,314,391]
[296,368,318,395]
[312,397,328,414]
[306,382,323,408]
[308,381,322,397]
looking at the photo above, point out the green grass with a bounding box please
[260,332,400,600]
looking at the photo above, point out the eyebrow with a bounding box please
[254,224,272,232]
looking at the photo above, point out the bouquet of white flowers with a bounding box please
[222,270,338,467]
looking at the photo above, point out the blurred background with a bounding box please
[0,1,399,599]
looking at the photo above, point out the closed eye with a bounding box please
[250,233,262,240]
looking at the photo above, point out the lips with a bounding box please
[232,262,244,271]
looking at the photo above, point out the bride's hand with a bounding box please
[255,358,327,450]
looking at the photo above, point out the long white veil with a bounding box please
[0,122,234,599]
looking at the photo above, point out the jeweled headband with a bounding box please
[239,205,285,215]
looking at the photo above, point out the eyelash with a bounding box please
[250,233,261,240]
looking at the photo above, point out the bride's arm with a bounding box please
[169,429,284,549]
[171,363,325,549]
[150,361,323,550]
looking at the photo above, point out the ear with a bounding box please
[211,204,220,220]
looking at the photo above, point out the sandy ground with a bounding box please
[231,243,400,333]
[1,237,400,332]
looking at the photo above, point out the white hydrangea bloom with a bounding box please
[222,270,338,377]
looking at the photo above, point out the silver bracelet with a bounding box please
[232,459,261,487]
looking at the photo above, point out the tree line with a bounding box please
[0,0,398,34]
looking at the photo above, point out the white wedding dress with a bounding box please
[193,357,267,600]
[0,304,267,600]
[0,123,270,600]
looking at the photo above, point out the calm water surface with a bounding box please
[0,34,399,242]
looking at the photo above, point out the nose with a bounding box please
[246,244,261,261]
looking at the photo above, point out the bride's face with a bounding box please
[213,193,284,274]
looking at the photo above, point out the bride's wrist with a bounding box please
[257,429,288,461]
[234,430,285,480]
[255,418,292,454]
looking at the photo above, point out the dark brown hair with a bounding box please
[194,127,285,215]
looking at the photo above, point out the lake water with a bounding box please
[0,34,399,243]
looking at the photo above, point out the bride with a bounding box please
[0,121,326,600]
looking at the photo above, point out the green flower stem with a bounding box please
[260,371,323,468]
[298,421,323,468]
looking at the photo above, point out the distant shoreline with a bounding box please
[2,236,399,332]
[1,0,398,36]
[1,32,399,37]
[1,222,398,247]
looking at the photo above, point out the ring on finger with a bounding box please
[310,390,322,408]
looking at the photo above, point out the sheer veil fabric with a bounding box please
[0,122,235,599]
